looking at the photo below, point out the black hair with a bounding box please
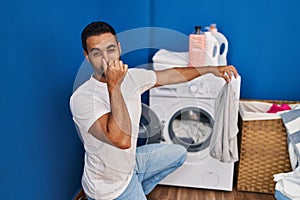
[81,21,117,53]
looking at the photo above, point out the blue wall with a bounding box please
[0,0,299,199]
[0,0,101,199]
[151,0,300,101]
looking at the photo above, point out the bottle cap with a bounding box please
[210,24,217,29]
[210,24,218,32]
[204,26,210,32]
[194,26,201,34]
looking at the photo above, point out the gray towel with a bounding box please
[280,109,300,169]
[209,82,239,162]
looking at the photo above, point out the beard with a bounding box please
[89,61,105,79]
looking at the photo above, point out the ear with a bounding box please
[84,51,90,62]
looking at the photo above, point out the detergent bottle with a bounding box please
[204,26,220,66]
[188,26,206,67]
[209,24,228,65]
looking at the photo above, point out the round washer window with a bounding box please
[168,107,213,152]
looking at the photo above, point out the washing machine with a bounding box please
[141,73,241,191]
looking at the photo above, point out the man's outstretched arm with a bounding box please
[154,65,238,87]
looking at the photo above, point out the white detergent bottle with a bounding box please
[189,26,206,67]
[204,26,220,66]
[209,24,228,65]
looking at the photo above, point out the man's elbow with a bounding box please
[110,133,131,149]
[115,140,131,149]
[106,126,132,149]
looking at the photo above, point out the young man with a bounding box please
[70,21,238,200]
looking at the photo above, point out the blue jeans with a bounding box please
[87,143,187,200]
[275,190,291,200]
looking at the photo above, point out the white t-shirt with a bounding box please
[70,68,156,200]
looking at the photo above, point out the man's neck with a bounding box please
[93,73,106,83]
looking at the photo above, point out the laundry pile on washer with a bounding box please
[152,49,188,70]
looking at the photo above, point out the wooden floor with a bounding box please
[75,185,275,200]
[146,185,275,200]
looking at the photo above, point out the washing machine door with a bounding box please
[168,107,214,152]
[137,103,162,146]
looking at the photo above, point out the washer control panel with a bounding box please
[150,74,241,99]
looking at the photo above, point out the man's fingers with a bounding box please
[118,60,123,70]
[106,59,128,75]
[222,74,230,82]
[102,59,108,73]
[123,64,128,71]
[226,69,232,81]
[219,65,238,82]
[119,61,128,71]
[229,65,238,78]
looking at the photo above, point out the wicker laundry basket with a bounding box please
[236,100,299,194]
